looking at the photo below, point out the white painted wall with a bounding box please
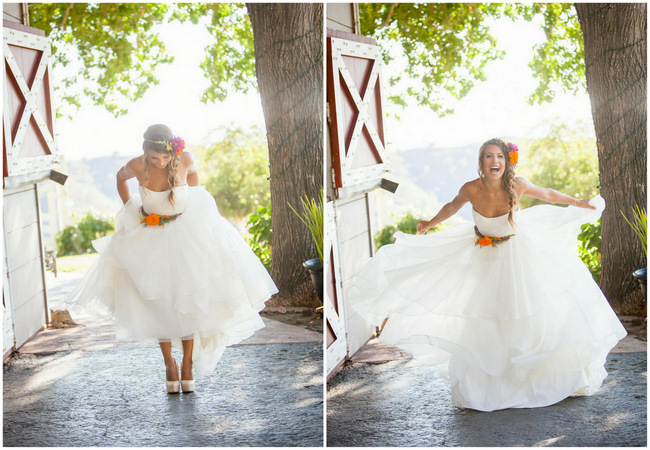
[4,185,47,349]
[326,4,356,34]
[3,3,24,24]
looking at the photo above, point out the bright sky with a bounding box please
[55,20,266,161]
[382,16,595,152]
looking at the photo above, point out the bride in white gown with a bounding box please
[348,138,627,412]
[66,124,278,393]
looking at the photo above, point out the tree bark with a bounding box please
[247,3,323,306]
[575,3,647,314]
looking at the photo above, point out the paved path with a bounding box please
[4,270,324,447]
[5,343,322,447]
[327,342,646,447]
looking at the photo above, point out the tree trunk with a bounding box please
[575,3,647,315]
[247,3,323,306]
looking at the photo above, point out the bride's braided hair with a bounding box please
[142,124,181,206]
[477,138,517,226]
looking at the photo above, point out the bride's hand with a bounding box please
[575,198,596,210]
[417,220,431,234]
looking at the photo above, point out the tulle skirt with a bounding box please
[66,186,278,377]
[348,196,627,411]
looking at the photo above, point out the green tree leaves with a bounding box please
[509,4,585,104]
[29,3,256,117]
[29,3,173,117]
[173,3,257,103]
[360,3,585,114]
[361,3,504,115]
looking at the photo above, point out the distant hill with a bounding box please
[379,143,482,225]
[59,154,136,217]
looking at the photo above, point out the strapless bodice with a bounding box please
[472,209,517,237]
[139,185,189,215]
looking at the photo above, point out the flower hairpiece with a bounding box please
[502,140,519,166]
[146,136,185,156]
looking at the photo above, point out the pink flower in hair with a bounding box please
[171,137,185,155]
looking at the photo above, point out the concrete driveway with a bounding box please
[4,271,324,447]
[327,338,646,447]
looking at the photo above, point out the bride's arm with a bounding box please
[417,183,470,234]
[184,152,199,186]
[116,160,137,204]
[518,177,596,209]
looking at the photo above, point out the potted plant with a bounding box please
[621,204,647,298]
[289,189,323,303]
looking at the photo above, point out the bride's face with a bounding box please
[482,145,506,180]
[147,150,172,169]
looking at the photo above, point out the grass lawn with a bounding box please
[55,253,100,273]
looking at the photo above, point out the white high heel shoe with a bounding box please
[166,359,180,394]
[181,360,195,393]
[181,379,195,393]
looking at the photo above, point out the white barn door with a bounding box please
[3,23,58,350]
[326,31,391,377]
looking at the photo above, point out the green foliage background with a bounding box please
[578,220,602,282]
[56,213,114,256]
[517,122,600,209]
[194,126,270,221]
[246,203,272,270]
[375,213,423,249]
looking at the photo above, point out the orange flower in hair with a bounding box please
[509,151,519,165]
[506,141,519,166]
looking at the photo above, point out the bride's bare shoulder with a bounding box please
[117,155,146,180]
[127,155,146,172]
[462,178,482,194]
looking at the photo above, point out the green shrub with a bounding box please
[246,203,272,269]
[375,213,422,249]
[578,219,601,282]
[56,213,114,256]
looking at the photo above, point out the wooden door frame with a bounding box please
[325,200,348,379]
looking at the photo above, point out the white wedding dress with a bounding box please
[348,195,627,412]
[66,185,278,377]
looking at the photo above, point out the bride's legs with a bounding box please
[181,336,194,381]
[159,340,179,381]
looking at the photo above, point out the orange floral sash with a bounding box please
[140,206,182,227]
[474,226,514,248]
